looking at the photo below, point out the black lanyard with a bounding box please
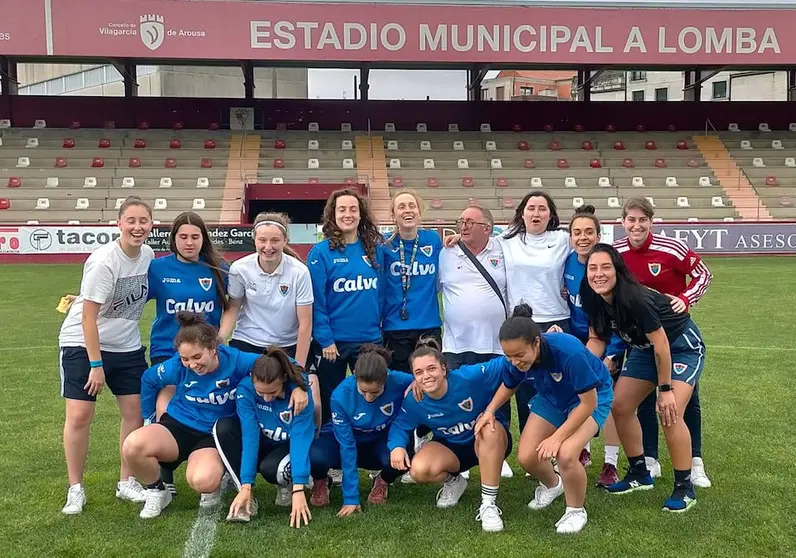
[398,236,419,320]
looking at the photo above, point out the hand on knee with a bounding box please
[555,444,581,472]
[517,446,540,473]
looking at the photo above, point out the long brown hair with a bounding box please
[251,347,309,391]
[321,188,383,268]
[252,211,302,262]
[169,212,229,311]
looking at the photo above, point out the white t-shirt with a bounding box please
[439,239,508,355]
[228,253,314,347]
[498,229,571,323]
[59,242,154,352]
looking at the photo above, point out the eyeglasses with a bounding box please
[456,218,489,229]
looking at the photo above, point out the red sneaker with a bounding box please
[367,475,389,505]
[579,449,592,467]
[310,478,330,507]
[596,463,619,488]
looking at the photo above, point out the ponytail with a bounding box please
[407,335,444,372]
[498,303,542,345]
[174,311,219,351]
[251,347,308,391]
[354,344,393,385]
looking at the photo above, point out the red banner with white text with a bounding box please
[0,0,48,56]
[47,0,794,65]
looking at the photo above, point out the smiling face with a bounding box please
[177,342,218,375]
[175,223,203,262]
[586,251,617,298]
[458,206,491,246]
[118,204,153,249]
[570,216,600,257]
[254,224,286,265]
[500,337,540,372]
[411,355,447,397]
[335,195,361,236]
[357,380,386,403]
[253,378,285,402]
[523,195,551,235]
[622,208,652,247]
[392,193,421,233]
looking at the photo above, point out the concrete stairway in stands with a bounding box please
[220,134,260,223]
[355,136,390,222]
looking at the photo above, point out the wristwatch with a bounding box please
[658,383,672,392]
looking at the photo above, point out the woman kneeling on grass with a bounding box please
[213,348,316,526]
[387,337,513,533]
[476,304,614,534]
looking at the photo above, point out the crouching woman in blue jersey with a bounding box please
[476,304,614,534]
[123,312,260,519]
[213,348,314,526]
[309,344,414,516]
[387,338,513,533]
[580,244,705,513]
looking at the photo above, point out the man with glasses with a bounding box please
[438,205,513,478]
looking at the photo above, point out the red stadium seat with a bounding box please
[138,121,150,130]
[55,157,67,168]
[544,124,554,133]
[427,177,439,188]
[204,139,216,149]
[98,138,111,148]
[654,158,667,168]
[668,124,678,132]
[129,157,141,168]
[766,175,778,186]
[574,124,585,133]
[613,141,625,150]
[636,124,646,133]
[392,177,404,187]
[69,120,81,129]
[496,177,509,188]
[134,138,147,149]
[557,158,569,169]
[274,139,286,149]
[622,158,634,168]
[308,177,320,184]
[605,124,616,133]
[524,159,535,169]
[512,124,522,133]
[169,139,182,149]
[676,140,688,150]
[502,197,514,208]
[273,158,284,169]
[462,177,474,187]
[208,122,220,130]
[581,140,593,151]
[0,198,9,210]
[645,140,657,150]
[590,158,602,169]
[549,140,561,151]
[430,199,443,209]
[104,120,116,129]
[172,121,184,131]
[7,177,21,188]
[467,197,479,207]
[165,158,177,168]
[518,141,529,151]
[344,177,356,185]
[687,159,700,168]
[780,196,793,207]
[92,157,104,168]
[200,158,212,169]
[62,138,75,148]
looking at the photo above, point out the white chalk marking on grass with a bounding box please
[1,345,59,351]
[182,505,222,558]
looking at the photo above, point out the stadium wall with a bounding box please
[2,96,796,131]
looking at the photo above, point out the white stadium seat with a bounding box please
[308,158,320,169]
[25,138,39,148]
[740,140,752,150]
[448,123,459,132]
[653,218,663,223]
[122,177,136,187]
[485,141,497,151]
[531,177,544,188]
[598,177,611,188]
[420,141,431,151]
[728,123,740,132]
[786,157,796,168]
[457,159,469,169]
[115,198,125,209]
[389,159,401,169]
[196,177,209,188]
[387,140,398,151]
[341,122,352,132]
[453,141,464,151]
[677,196,690,207]
[772,140,784,150]
[75,198,89,210]
[564,177,577,188]
[341,140,353,150]
[572,197,584,209]
[416,123,427,132]
[192,198,206,210]
[790,123,796,132]
[385,123,396,132]
[712,196,725,207]
[666,176,678,187]
[16,157,30,168]
[699,176,712,187]
[307,140,319,150]
[83,177,97,188]
[480,123,492,132]
[46,177,59,188]
[753,157,765,167]
[342,159,354,169]
[26,220,39,225]
[490,158,502,169]
[34,119,47,128]
[632,176,645,187]
[688,217,699,222]
[67,220,80,225]
[608,197,620,208]
[159,177,172,188]
[759,122,771,132]
[423,159,435,170]
[154,198,168,210]
[271,177,284,184]
[723,217,735,222]
[107,220,117,225]
[0,119,10,128]
[646,197,655,207]
[308,122,319,132]
[35,198,50,210]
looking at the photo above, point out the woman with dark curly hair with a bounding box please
[307,189,385,428]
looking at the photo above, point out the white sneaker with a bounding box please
[400,472,416,484]
[461,470,470,480]
[140,488,172,519]
[115,477,147,503]
[691,457,712,488]
[528,475,565,510]
[645,457,662,479]
[62,484,86,515]
[555,508,588,534]
[435,474,468,508]
[199,472,231,508]
[227,498,259,523]
[501,460,514,478]
[329,469,343,487]
[275,485,292,507]
[476,502,504,532]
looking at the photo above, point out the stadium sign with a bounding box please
[9,0,789,65]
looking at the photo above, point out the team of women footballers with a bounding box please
[57,189,711,534]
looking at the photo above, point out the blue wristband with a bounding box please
[89,360,103,368]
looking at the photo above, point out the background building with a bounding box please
[480,70,576,101]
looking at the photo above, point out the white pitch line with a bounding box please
[181,505,222,558]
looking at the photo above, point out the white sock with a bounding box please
[604,445,619,467]
[481,484,498,505]
[566,506,585,514]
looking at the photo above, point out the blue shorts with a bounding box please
[529,386,614,430]
[59,346,148,401]
[435,430,514,474]
[621,320,705,386]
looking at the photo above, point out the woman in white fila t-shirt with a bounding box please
[58,196,155,515]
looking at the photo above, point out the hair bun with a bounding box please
[359,343,393,366]
[511,303,534,319]
[175,311,207,327]
[574,204,596,215]
[415,335,441,353]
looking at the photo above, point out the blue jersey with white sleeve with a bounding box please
[564,252,625,358]
[147,254,229,360]
[331,371,414,505]
[307,239,383,348]
[141,345,258,434]
[235,375,314,486]
[502,333,613,413]
[387,358,513,451]
[381,229,442,331]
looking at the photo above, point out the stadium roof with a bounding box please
[232,0,796,6]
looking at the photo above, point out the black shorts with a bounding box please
[150,355,172,366]
[435,431,514,474]
[383,328,441,373]
[229,338,296,359]
[158,413,217,472]
[59,346,148,402]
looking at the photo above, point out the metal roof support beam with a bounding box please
[683,69,701,102]
[241,61,254,99]
[789,69,796,101]
[110,60,138,97]
[575,68,593,101]
[467,64,489,101]
[359,64,370,101]
[0,57,18,96]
